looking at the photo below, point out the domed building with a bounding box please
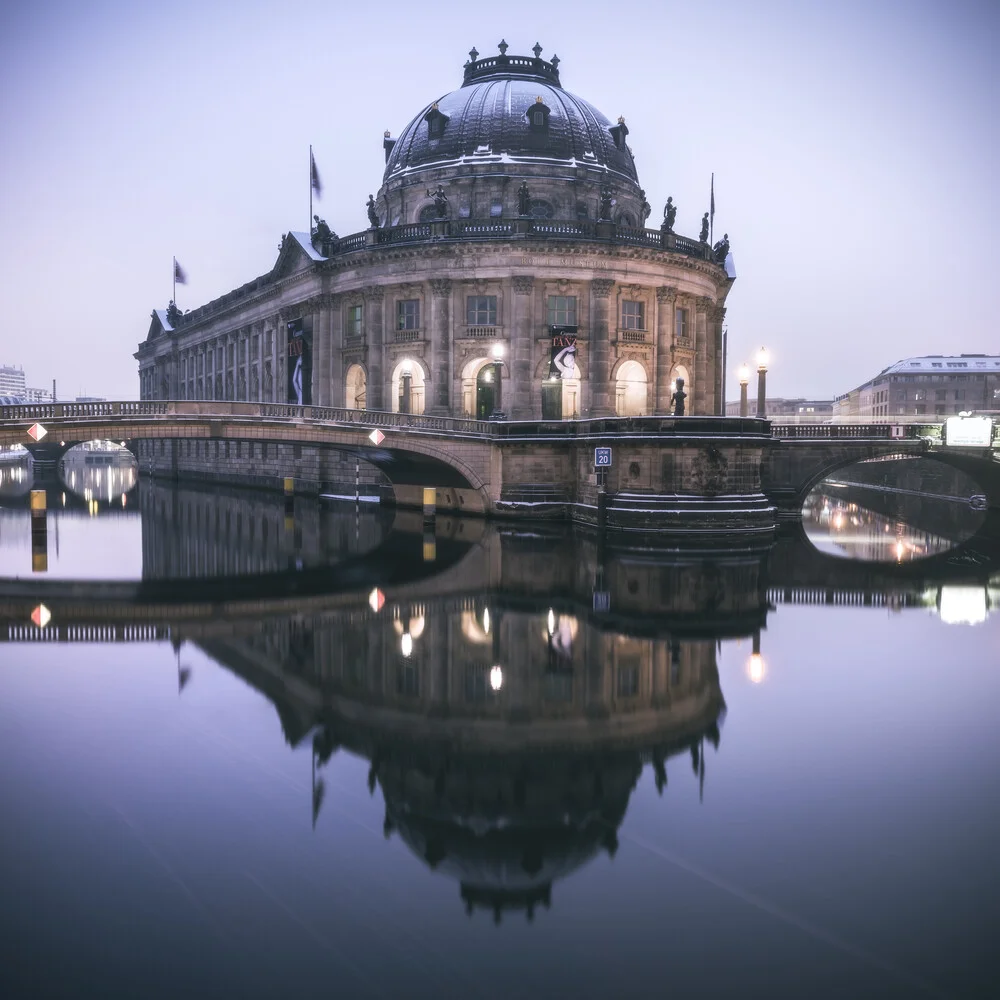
[137,42,734,426]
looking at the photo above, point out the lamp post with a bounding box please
[490,342,505,419]
[399,362,412,414]
[738,364,750,418]
[755,347,768,419]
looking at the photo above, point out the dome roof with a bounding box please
[383,45,638,183]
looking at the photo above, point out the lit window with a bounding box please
[397,299,420,330]
[548,295,577,327]
[466,295,497,326]
[622,300,645,330]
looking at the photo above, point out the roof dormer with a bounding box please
[424,103,450,140]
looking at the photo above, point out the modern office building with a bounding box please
[136,42,734,420]
[833,355,1000,419]
[724,397,834,420]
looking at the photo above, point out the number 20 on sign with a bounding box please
[594,447,612,468]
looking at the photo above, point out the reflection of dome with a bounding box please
[384,54,638,183]
[379,749,635,922]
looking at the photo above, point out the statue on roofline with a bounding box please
[699,212,709,243]
[366,194,380,229]
[712,233,730,264]
[662,197,676,233]
[671,377,687,417]
[517,181,531,217]
[599,184,614,221]
[166,300,181,325]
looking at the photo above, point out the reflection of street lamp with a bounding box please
[746,630,766,683]
[738,364,750,418]
[490,665,504,691]
[489,342,505,419]
[755,347,768,419]
[399,361,412,414]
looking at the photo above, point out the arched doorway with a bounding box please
[461,356,506,418]
[391,359,426,414]
[345,364,367,410]
[540,364,582,419]
[615,360,648,416]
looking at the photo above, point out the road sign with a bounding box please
[27,422,47,442]
[594,447,612,468]
[593,591,611,612]
[368,429,386,445]
[368,587,385,612]
[31,604,51,629]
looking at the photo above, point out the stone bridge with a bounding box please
[2,401,998,526]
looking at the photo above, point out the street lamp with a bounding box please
[756,347,769,419]
[746,630,766,684]
[489,342,506,419]
[738,364,750,418]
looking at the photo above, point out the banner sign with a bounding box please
[286,318,313,405]
[549,325,578,380]
[944,415,992,448]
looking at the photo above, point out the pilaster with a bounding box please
[428,278,452,414]
[589,278,615,416]
[655,286,676,414]
[363,286,385,410]
[511,275,534,418]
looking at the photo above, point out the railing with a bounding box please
[619,329,649,344]
[464,325,500,339]
[393,329,422,343]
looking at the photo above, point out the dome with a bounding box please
[383,45,638,185]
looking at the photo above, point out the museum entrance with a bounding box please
[475,366,497,419]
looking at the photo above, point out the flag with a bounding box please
[173,258,187,284]
[310,148,322,198]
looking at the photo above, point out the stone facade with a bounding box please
[136,45,734,431]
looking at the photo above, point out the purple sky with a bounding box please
[1,0,995,401]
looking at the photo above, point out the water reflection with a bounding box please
[60,441,137,509]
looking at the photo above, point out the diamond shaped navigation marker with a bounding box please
[368,429,386,445]
[31,604,51,629]
[27,423,48,442]
[368,587,385,613]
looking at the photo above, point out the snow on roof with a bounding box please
[288,231,326,261]
[878,354,1000,375]
[153,308,173,333]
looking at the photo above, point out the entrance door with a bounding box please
[541,380,562,419]
[475,367,496,419]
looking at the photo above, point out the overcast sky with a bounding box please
[0,0,995,401]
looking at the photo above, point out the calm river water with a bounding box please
[1,459,997,999]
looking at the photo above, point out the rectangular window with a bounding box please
[547,295,577,327]
[617,662,640,698]
[915,404,926,415]
[347,304,363,338]
[397,299,420,330]
[954,389,965,401]
[675,307,688,339]
[622,300,645,330]
[935,389,946,401]
[466,295,497,326]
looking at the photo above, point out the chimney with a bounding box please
[52,379,57,402]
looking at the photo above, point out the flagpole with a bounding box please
[309,144,313,236]
[172,256,176,306]
[710,173,715,246]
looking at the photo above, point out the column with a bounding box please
[428,278,452,414]
[655,286,676,414]
[329,295,343,408]
[364,287,384,410]
[590,279,615,416]
[315,298,331,406]
[510,276,534,418]
[694,297,711,415]
[276,314,287,403]
[712,305,726,415]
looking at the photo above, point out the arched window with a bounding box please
[418,204,439,223]
[530,199,554,219]
[526,98,550,131]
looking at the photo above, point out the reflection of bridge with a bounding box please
[2,503,997,644]
[3,400,996,527]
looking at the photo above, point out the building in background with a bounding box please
[834,355,1000,419]
[724,397,833,421]
[0,365,54,403]
[136,43,735,420]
